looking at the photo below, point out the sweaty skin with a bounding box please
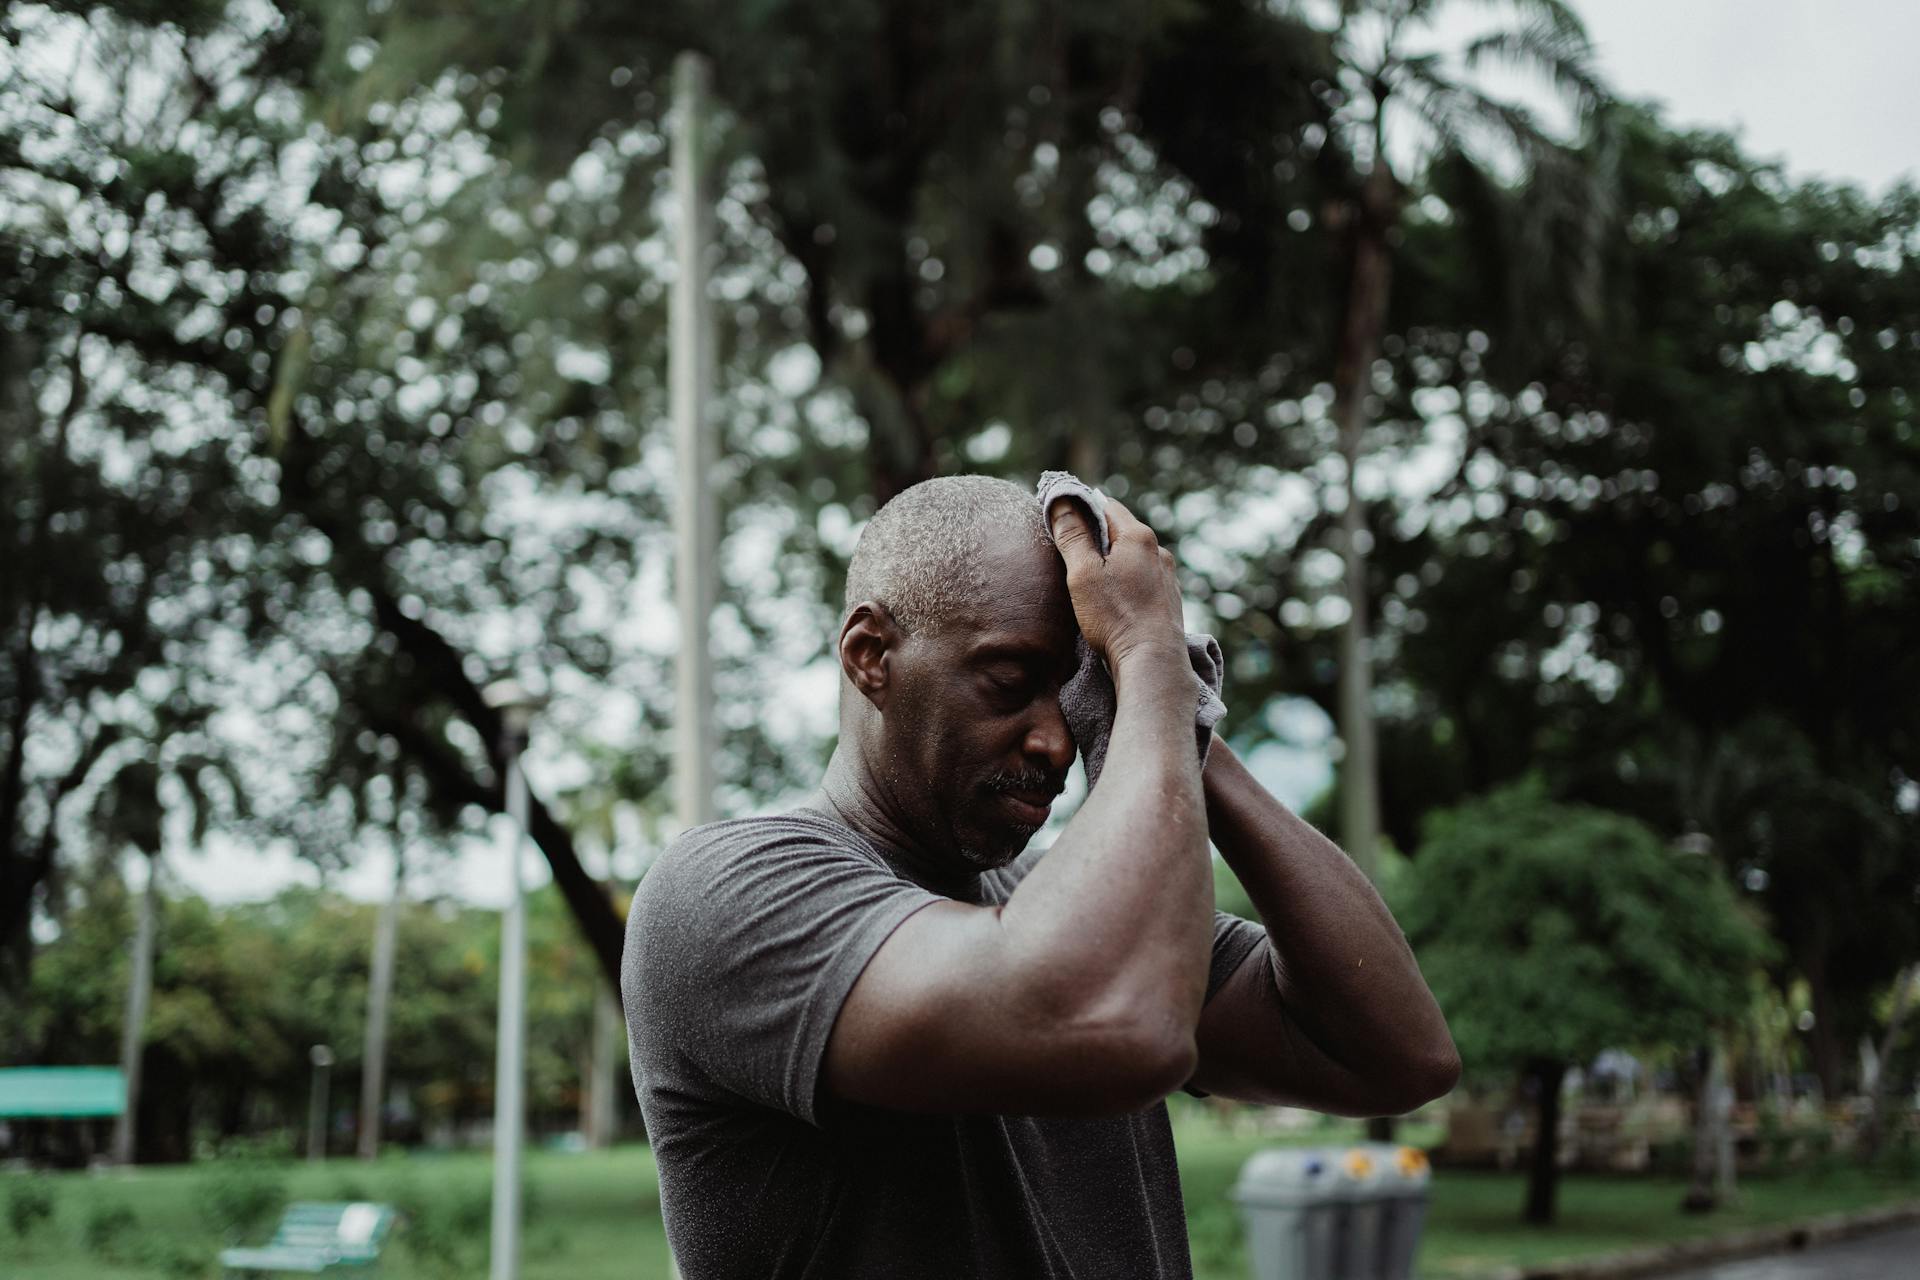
[814,496,1458,1117]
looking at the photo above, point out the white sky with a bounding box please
[1571,0,1916,192]
[161,0,1915,907]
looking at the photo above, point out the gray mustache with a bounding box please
[984,770,1065,798]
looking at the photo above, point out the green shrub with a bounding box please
[82,1200,138,1260]
[194,1154,288,1243]
[390,1181,490,1279]
[144,1238,210,1278]
[329,1174,371,1203]
[7,1180,55,1240]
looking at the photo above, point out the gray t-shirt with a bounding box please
[622,808,1266,1279]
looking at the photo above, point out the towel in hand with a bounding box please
[1036,470,1227,789]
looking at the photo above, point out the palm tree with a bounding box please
[92,737,243,1164]
[94,758,164,1167]
[1281,0,1608,880]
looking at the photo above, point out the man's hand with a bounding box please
[1047,497,1186,669]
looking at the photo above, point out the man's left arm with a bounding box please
[1184,740,1461,1116]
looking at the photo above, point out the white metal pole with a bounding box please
[490,744,530,1280]
[666,52,716,1280]
[672,50,718,835]
[308,1044,335,1162]
[358,853,401,1160]
[112,854,159,1166]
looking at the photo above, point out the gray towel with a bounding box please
[1036,471,1227,789]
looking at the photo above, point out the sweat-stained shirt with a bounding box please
[621,807,1266,1279]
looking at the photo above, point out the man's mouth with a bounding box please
[999,791,1054,827]
[985,771,1064,828]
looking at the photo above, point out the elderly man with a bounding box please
[623,474,1458,1278]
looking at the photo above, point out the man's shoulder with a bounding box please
[665,807,869,860]
[637,810,877,906]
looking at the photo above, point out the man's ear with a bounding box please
[839,601,900,709]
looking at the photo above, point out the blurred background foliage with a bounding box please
[1,0,1916,1173]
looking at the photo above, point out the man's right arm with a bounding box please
[821,502,1214,1115]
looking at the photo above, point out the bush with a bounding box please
[144,1239,210,1279]
[7,1180,55,1241]
[194,1156,288,1244]
[191,1138,291,1246]
[82,1200,138,1260]
[389,1180,490,1279]
[329,1174,371,1203]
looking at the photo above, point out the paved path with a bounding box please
[1652,1223,1920,1279]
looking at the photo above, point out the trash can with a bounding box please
[1234,1143,1434,1280]
[1375,1145,1432,1280]
[1330,1147,1387,1280]
[1231,1148,1342,1280]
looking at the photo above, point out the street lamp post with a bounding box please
[307,1044,334,1163]
[484,679,545,1280]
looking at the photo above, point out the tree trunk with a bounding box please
[1802,948,1843,1099]
[1861,966,1916,1161]
[584,987,621,1149]
[112,852,159,1165]
[1523,1058,1567,1225]
[357,860,402,1160]
[1682,1041,1735,1211]
[1331,162,1396,885]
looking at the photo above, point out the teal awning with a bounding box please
[0,1067,126,1118]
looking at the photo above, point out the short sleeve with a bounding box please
[623,817,942,1128]
[1208,910,1266,1002]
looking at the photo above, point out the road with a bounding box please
[1653,1224,1920,1279]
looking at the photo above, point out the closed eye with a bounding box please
[979,666,1036,709]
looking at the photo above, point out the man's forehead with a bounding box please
[953,528,1076,652]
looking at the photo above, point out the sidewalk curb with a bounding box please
[1482,1200,1920,1280]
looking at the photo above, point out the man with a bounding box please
[623,475,1458,1278]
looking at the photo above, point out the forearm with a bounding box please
[1205,741,1457,1092]
[999,644,1212,1050]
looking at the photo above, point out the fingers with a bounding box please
[1046,497,1104,568]
[1103,497,1159,551]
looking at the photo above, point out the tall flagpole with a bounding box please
[666,50,717,1280]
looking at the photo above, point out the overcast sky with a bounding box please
[1571,0,1916,192]
[160,0,1917,908]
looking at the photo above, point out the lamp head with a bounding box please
[483,678,549,739]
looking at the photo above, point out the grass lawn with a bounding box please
[4,1111,1913,1279]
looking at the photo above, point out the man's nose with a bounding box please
[1025,696,1076,776]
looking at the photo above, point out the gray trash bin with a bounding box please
[1329,1146,1387,1279]
[1231,1148,1341,1280]
[1373,1144,1432,1280]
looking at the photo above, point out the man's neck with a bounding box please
[806,745,983,896]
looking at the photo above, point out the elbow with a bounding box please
[1088,981,1206,1110]
[1414,1039,1464,1106]
[1125,1028,1201,1108]
[1058,1005,1201,1113]
[1372,1037,1462,1117]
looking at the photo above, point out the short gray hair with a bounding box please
[844,475,1048,633]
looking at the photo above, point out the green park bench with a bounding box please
[219,1201,397,1276]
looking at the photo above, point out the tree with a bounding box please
[0,0,665,987]
[1280,0,1607,880]
[1394,782,1767,1224]
[1389,111,1920,1092]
